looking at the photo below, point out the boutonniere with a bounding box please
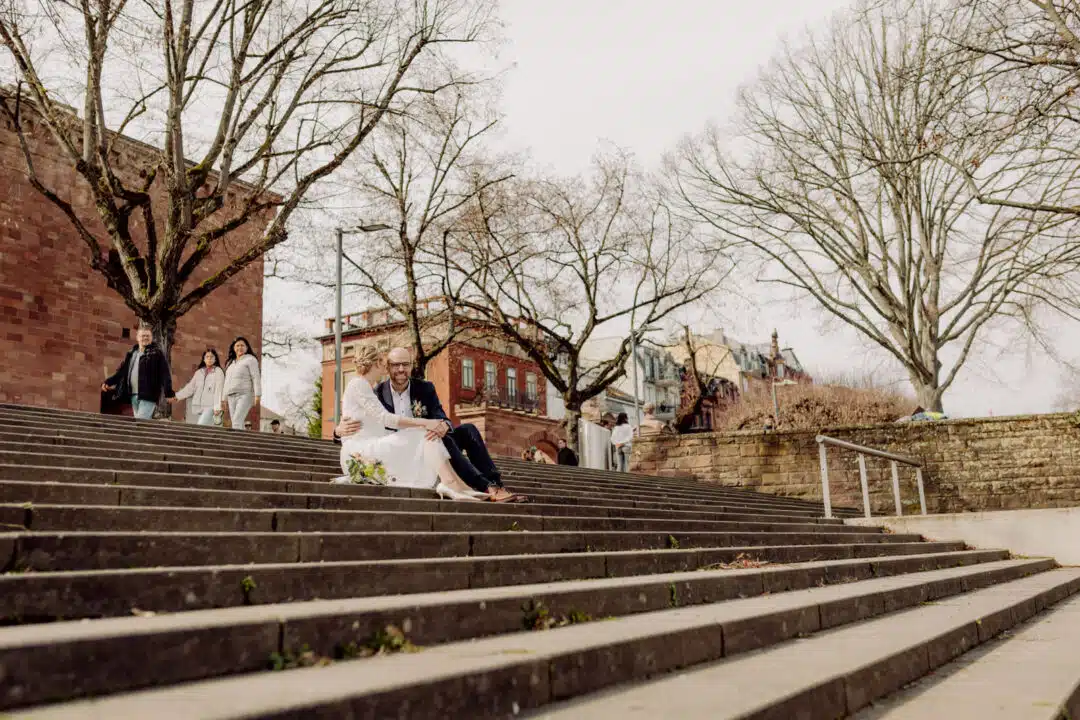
[412,400,427,418]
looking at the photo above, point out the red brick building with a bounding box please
[0,107,265,419]
[318,300,560,456]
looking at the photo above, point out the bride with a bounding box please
[336,346,485,501]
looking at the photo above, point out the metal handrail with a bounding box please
[815,434,926,520]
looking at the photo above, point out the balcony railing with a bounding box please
[481,384,541,413]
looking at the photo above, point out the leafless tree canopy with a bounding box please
[951,0,1080,218]
[455,150,729,447]
[674,0,1080,412]
[0,0,494,357]
[287,89,510,376]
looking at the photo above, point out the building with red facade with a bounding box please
[0,103,266,419]
[317,298,562,457]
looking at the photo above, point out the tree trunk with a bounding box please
[910,376,945,413]
[145,313,178,419]
[564,404,582,452]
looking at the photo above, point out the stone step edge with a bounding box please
[0,554,1031,712]
[0,544,978,623]
[10,560,1060,719]
[0,503,884,535]
[530,568,1080,719]
[854,585,1080,719]
[0,478,850,525]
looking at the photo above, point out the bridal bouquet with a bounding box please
[346,454,392,486]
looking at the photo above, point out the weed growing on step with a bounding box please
[667,535,681,550]
[699,554,770,571]
[240,576,257,605]
[522,600,593,630]
[269,645,333,671]
[360,624,420,656]
[508,521,523,532]
[668,583,679,607]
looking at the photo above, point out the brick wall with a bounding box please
[633,413,1080,513]
[0,109,264,421]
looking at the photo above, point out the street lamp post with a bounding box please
[629,323,660,436]
[333,223,392,425]
[771,378,797,427]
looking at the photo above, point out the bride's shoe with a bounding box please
[434,482,483,502]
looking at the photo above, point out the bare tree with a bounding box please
[0,0,494,362]
[947,0,1080,218]
[292,90,511,377]
[455,151,727,449]
[674,0,1079,412]
[664,326,738,433]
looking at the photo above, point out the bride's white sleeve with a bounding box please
[342,379,402,429]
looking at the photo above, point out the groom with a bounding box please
[336,347,522,503]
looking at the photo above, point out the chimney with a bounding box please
[770,329,780,360]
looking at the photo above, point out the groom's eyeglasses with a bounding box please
[388,362,411,369]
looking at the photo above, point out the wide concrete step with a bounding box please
[858,590,1080,719]
[12,560,1057,719]
[0,543,971,622]
[534,567,1080,719]
[1,529,925,571]
[0,551,1018,711]
[0,477,851,527]
[0,503,882,535]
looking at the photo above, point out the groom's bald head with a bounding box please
[387,347,413,389]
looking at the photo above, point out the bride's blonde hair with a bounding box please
[353,345,381,375]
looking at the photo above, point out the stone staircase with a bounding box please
[0,403,1075,718]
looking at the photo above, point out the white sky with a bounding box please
[263,0,1079,419]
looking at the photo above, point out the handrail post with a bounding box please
[818,441,832,519]
[857,453,871,518]
[916,467,927,515]
[890,460,902,516]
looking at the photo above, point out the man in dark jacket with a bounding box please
[556,438,579,466]
[101,323,175,419]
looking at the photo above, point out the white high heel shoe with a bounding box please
[434,482,483,502]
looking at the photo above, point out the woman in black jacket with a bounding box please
[101,324,175,419]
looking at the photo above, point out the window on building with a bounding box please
[526,372,537,400]
[506,367,518,400]
[462,358,475,389]
[777,364,785,379]
[485,361,497,391]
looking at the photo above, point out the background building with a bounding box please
[317,298,560,456]
[0,110,265,418]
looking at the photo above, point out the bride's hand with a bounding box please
[424,418,444,442]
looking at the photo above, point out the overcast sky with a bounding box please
[264,0,1078,420]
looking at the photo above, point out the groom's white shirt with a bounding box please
[390,380,413,417]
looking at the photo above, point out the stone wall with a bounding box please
[633,413,1080,513]
[455,405,562,460]
[0,109,265,420]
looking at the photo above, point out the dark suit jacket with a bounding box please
[375,379,454,430]
[105,342,175,403]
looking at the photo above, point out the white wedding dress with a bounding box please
[337,377,448,489]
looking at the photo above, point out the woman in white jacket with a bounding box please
[169,349,225,425]
[222,336,261,430]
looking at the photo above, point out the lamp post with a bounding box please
[629,323,660,435]
[771,378,797,427]
[333,223,391,425]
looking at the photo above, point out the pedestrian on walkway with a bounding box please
[169,348,225,426]
[222,336,261,430]
[101,323,175,420]
[610,412,633,472]
[556,438,579,466]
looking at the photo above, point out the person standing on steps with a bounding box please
[335,347,527,503]
[101,322,175,420]
[556,438,579,466]
[169,348,225,426]
[610,412,633,472]
[222,336,261,430]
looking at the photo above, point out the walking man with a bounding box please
[101,323,175,420]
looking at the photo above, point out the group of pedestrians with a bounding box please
[101,323,262,430]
